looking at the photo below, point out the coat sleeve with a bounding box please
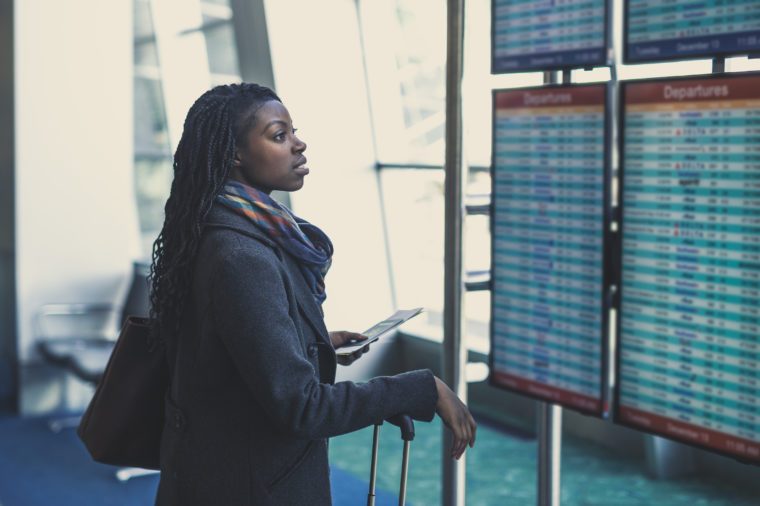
[211,246,438,440]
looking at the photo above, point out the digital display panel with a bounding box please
[625,0,760,64]
[492,0,609,73]
[618,74,760,463]
[490,84,610,416]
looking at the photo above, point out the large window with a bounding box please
[132,0,243,256]
[359,0,542,352]
[358,0,760,354]
[134,0,172,255]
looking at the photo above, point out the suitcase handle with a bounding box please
[386,414,415,442]
[368,415,415,506]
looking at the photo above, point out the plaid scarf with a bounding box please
[216,180,333,305]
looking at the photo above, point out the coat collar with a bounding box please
[204,204,276,250]
[204,204,332,347]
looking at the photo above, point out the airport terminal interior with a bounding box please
[1,0,760,504]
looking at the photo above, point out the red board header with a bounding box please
[625,75,760,105]
[619,406,760,464]
[495,84,606,109]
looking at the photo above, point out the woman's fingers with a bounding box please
[451,434,464,459]
[469,415,477,447]
[453,410,477,459]
[330,330,369,348]
[458,424,467,455]
[434,376,477,460]
[462,421,472,455]
[348,332,368,343]
[450,420,470,459]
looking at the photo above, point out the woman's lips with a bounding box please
[294,156,308,175]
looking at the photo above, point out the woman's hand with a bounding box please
[434,377,477,460]
[329,331,370,366]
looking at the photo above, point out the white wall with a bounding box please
[14,0,140,365]
[264,0,394,337]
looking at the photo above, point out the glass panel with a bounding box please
[135,40,160,68]
[134,77,171,156]
[465,290,490,353]
[134,0,155,39]
[464,214,489,275]
[361,0,544,167]
[392,1,447,163]
[132,0,247,254]
[203,21,240,77]
[464,166,491,352]
[134,0,171,257]
[463,0,544,168]
[360,0,446,165]
[134,157,173,254]
[380,169,445,330]
[379,167,492,344]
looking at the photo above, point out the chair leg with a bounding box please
[115,468,160,482]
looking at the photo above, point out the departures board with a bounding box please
[492,0,610,73]
[490,84,611,417]
[617,73,760,464]
[625,0,760,64]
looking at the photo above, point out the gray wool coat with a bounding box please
[155,203,438,506]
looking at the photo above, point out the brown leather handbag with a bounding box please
[77,316,169,469]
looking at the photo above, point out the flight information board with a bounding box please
[490,84,610,416]
[625,0,760,64]
[492,0,609,73]
[617,74,760,463]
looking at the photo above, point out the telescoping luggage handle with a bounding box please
[367,414,415,506]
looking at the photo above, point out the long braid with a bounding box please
[149,83,281,341]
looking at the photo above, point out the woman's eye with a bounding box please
[273,132,285,141]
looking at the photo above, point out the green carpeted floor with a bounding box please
[329,417,759,505]
[1,411,757,505]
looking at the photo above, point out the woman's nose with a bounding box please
[293,136,306,153]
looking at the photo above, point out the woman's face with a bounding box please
[230,100,308,193]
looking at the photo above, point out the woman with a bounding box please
[150,83,476,505]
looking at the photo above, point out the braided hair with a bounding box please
[149,83,281,340]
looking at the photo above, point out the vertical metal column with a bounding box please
[712,57,726,74]
[442,0,466,505]
[399,440,411,505]
[537,70,563,506]
[367,424,381,506]
[228,0,276,90]
[0,0,18,413]
[537,404,562,506]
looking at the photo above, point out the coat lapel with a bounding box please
[205,205,333,348]
[280,252,332,347]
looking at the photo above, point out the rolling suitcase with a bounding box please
[367,414,415,506]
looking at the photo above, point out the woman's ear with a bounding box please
[232,149,242,167]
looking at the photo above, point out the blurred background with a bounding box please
[1,0,759,504]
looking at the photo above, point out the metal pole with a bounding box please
[712,57,725,74]
[442,0,466,505]
[367,424,380,506]
[537,69,562,506]
[537,404,562,506]
[399,441,411,506]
